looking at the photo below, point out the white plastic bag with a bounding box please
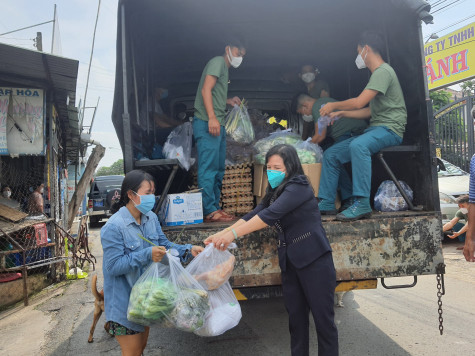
[186,244,241,336]
[374,180,413,212]
[127,250,210,332]
[294,138,323,164]
[224,103,255,144]
[163,122,193,170]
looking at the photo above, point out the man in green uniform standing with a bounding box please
[317,31,407,221]
[297,93,368,209]
[193,40,246,222]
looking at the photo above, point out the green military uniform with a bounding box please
[193,56,229,215]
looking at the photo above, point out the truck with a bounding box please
[112,0,445,327]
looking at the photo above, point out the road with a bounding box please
[1,224,474,356]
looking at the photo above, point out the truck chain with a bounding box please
[436,263,446,335]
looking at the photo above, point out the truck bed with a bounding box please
[163,211,444,288]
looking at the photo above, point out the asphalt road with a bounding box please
[2,224,475,356]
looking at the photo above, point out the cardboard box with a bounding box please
[159,192,203,226]
[253,163,322,198]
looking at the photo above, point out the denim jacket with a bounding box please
[101,206,193,332]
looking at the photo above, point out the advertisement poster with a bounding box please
[0,87,45,155]
[0,90,9,154]
[424,22,475,91]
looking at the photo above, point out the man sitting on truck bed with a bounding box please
[318,31,407,221]
[297,93,368,209]
[193,39,246,223]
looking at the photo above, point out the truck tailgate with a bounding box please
[163,211,444,288]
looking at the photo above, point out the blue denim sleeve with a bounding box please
[152,214,193,263]
[257,183,310,226]
[101,222,153,277]
[470,154,475,203]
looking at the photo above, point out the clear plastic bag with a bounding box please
[127,250,210,332]
[253,130,301,160]
[294,138,323,164]
[374,180,413,212]
[224,103,255,144]
[163,122,193,171]
[186,244,241,336]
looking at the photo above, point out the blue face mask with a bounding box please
[267,170,286,189]
[132,191,156,214]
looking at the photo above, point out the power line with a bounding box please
[432,0,463,14]
[424,13,475,39]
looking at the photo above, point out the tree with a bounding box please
[430,90,451,112]
[96,159,124,176]
[460,79,475,96]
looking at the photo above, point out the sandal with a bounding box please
[218,209,236,219]
[204,210,234,223]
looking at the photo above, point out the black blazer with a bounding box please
[242,175,331,272]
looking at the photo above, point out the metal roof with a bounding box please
[0,42,80,161]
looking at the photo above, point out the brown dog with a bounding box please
[88,274,107,343]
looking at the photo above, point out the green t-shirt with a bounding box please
[455,209,468,222]
[194,56,229,125]
[365,63,407,138]
[308,79,330,99]
[312,98,368,141]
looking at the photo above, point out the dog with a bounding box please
[88,274,108,343]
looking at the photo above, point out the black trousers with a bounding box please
[282,252,339,356]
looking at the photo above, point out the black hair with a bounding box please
[296,93,315,111]
[456,195,469,205]
[358,31,385,56]
[110,169,155,214]
[227,36,247,50]
[261,144,307,207]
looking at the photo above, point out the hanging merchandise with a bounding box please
[186,243,241,336]
[163,122,194,170]
[224,100,255,144]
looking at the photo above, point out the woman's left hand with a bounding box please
[191,245,204,257]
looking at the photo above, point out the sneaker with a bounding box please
[339,197,355,212]
[318,199,338,215]
[336,198,372,221]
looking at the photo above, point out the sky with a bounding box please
[0,0,473,168]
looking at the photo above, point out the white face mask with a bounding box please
[355,47,368,69]
[227,47,243,68]
[3,191,11,198]
[460,208,468,214]
[301,72,316,83]
[302,114,314,122]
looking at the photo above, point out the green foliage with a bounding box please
[460,79,475,96]
[430,90,451,112]
[96,159,124,176]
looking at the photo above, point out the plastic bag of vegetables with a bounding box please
[224,100,255,144]
[186,243,242,337]
[127,250,210,331]
[294,138,324,164]
[253,130,301,157]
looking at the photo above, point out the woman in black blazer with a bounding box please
[205,144,339,356]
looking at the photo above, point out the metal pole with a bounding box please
[121,3,133,173]
[131,38,140,125]
[51,4,56,53]
[88,97,100,135]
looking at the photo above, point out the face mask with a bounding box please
[267,170,286,189]
[39,188,44,194]
[460,208,468,214]
[132,191,156,214]
[302,114,314,122]
[227,47,243,68]
[301,72,315,84]
[355,47,367,69]
[3,191,11,198]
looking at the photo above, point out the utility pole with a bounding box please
[51,4,56,53]
[34,32,43,51]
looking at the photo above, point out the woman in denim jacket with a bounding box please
[205,145,338,356]
[101,169,203,355]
